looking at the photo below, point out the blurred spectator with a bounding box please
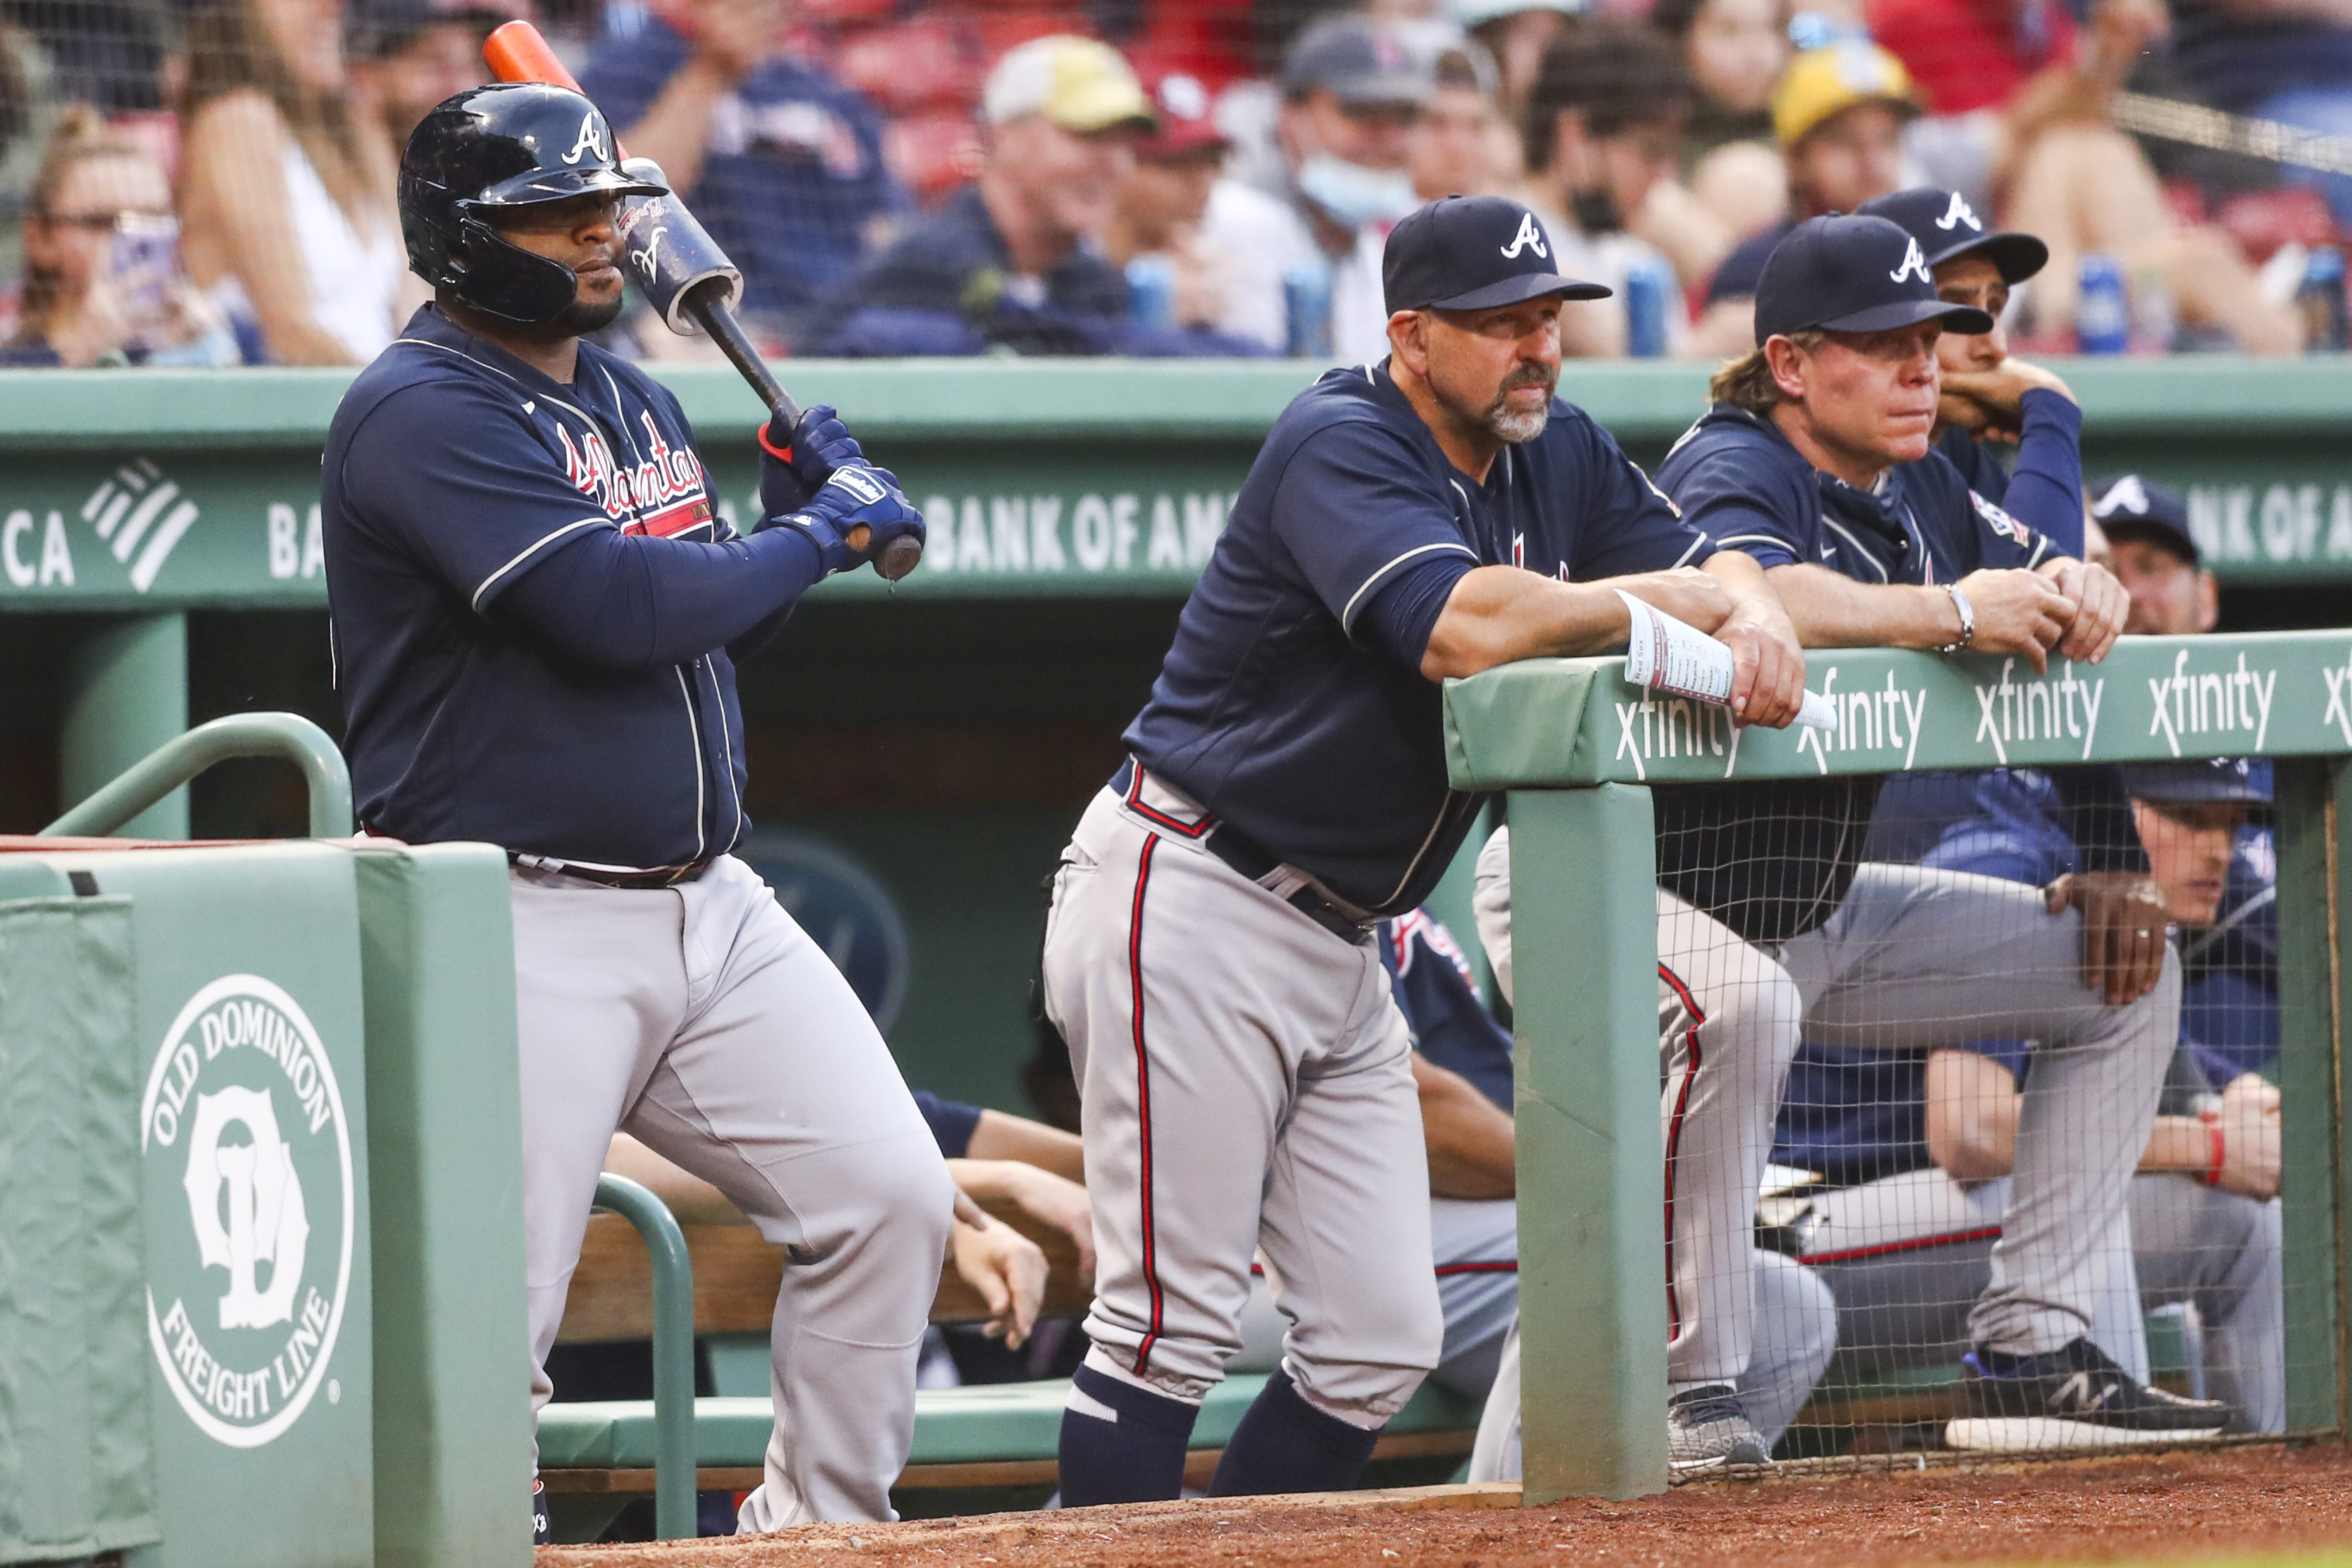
[4,104,237,365]
[2168,0,2352,232]
[818,35,1230,356]
[1649,0,1789,249]
[1688,39,1918,355]
[1106,70,1234,331]
[583,0,900,347]
[1,0,165,113]
[345,0,509,147]
[1516,23,1696,356]
[1201,13,1431,359]
[179,0,405,363]
[1410,44,1515,200]
[1451,0,1581,133]
[2088,475,2218,635]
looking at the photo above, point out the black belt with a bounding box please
[506,852,711,889]
[1109,760,1375,942]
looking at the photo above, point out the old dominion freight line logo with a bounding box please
[140,975,354,1448]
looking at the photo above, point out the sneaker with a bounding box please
[1667,1384,1772,1472]
[532,1477,551,1545]
[1945,1338,2232,1453]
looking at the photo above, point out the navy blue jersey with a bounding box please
[1705,220,1789,305]
[1127,361,1714,915]
[1380,908,1513,1111]
[1937,425,2009,503]
[911,1089,983,1158]
[325,306,827,870]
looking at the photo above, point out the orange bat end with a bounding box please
[484,20,582,92]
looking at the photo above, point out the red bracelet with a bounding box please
[2203,1122,2227,1187]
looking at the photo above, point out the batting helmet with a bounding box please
[398,82,666,325]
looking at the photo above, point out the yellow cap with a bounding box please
[1770,42,1921,149]
[983,36,1157,134]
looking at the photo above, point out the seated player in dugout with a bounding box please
[1771,755,2284,1438]
[1475,213,2232,1464]
[1038,194,1806,1508]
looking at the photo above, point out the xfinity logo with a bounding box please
[1973,659,2106,764]
[2147,648,2275,756]
[1799,665,1930,774]
[1613,695,1736,781]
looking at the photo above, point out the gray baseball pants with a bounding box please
[1476,829,2179,1385]
[1041,779,1444,1427]
[512,855,955,1528]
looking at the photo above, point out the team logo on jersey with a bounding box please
[1935,192,1982,233]
[1889,236,1933,285]
[558,412,711,531]
[561,111,609,166]
[1970,489,2029,546]
[1500,211,1549,261]
[1388,908,1477,989]
[143,975,354,1448]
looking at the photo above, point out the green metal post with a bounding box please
[593,1175,696,1538]
[43,712,350,840]
[1508,784,1667,1500]
[61,613,186,839]
[2273,758,2344,1433]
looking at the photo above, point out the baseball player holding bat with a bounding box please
[1038,194,1804,1505]
[320,82,945,1536]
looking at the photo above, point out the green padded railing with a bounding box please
[39,710,351,839]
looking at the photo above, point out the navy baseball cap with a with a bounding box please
[2118,756,2272,805]
[1753,213,1996,345]
[1858,187,2048,285]
[2091,472,2200,565]
[1384,195,1611,313]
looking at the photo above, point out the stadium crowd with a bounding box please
[3,0,2350,363]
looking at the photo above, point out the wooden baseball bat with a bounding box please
[484,21,922,583]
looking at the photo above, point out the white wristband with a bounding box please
[1937,582,1976,654]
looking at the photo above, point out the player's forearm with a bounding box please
[2139,1115,2220,1177]
[1415,1055,1515,1200]
[963,1108,1085,1181]
[1998,389,2084,557]
[1419,565,1629,679]
[500,525,827,669]
[1764,563,1963,650]
[616,56,735,193]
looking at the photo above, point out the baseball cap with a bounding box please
[1859,187,2048,285]
[1770,42,1921,149]
[346,0,525,62]
[1752,213,1996,344]
[2090,473,2200,565]
[1384,194,1612,313]
[2118,757,2273,805]
[1135,70,1229,160]
[1450,0,1585,29]
[983,37,1157,134]
[1282,14,1435,110]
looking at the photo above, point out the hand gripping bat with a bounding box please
[484,20,922,582]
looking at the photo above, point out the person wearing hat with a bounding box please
[1199,13,1434,359]
[1106,70,1237,333]
[2092,475,2218,637]
[1475,212,2225,1460]
[582,0,900,345]
[1038,192,1802,1503]
[346,0,518,145]
[1763,751,2283,1441]
[1689,40,1920,356]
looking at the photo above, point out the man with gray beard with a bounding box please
[1037,193,1803,1505]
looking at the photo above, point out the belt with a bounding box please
[506,852,711,889]
[1109,760,1375,942]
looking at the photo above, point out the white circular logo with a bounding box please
[140,975,354,1448]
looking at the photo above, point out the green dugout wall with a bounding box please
[4,356,2351,1108]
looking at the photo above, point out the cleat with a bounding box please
[532,1477,551,1545]
[1668,1384,1772,1472]
[1945,1338,2232,1453]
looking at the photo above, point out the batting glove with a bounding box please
[771,463,925,578]
[757,403,866,517]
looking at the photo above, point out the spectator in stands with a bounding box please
[817,37,1215,357]
[2089,475,2219,636]
[4,104,239,365]
[345,0,509,147]
[1199,13,1432,359]
[2168,0,2352,233]
[1515,23,1698,356]
[1410,46,1515,201]
[1451,0,1580,135]
[1687,40,1918,356]
[1106,71,1236,333]
[178,0,406,364]
[1649,0,1790,267]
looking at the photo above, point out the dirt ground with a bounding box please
[542,1443,2352,1567]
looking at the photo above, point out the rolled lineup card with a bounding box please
[1617,589,1837,732]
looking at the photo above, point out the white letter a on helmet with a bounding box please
[1501,211,1549,261]
[562,112,608,166]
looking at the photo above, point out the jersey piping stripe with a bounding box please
[1433,1260,1518,1276]
[1798,1224,2002,1266]
[1657,960,1706,1346]
[470,518,611,610]
[1820,515,1890,581]
[1338,541,1479,635]
[1129,834,1168,1376]
[393,339,602,429]
[1708,533,1795,555]
[1668,532,1709,569]
[1125,767,1215,839]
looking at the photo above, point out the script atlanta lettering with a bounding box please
[558,413,709,528]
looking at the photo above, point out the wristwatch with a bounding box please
[1936,582,1976,654]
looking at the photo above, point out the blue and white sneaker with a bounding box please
[1946,1338,2231,1452]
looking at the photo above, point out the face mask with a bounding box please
[1295,154,1420,228]
[1569,185,1623,237]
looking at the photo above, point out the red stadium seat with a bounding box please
[838,13,982,113]
[884,108,984,205]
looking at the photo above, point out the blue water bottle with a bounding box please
[2299,246,2348,351]
[1624,256,1672,358]
[1127,255,1175,332]
[1283,259,1333,359]
[2075,253,2129,354]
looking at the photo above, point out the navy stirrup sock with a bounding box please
[1207,1367,1382,1498]
[1058,1362,1200,1506]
